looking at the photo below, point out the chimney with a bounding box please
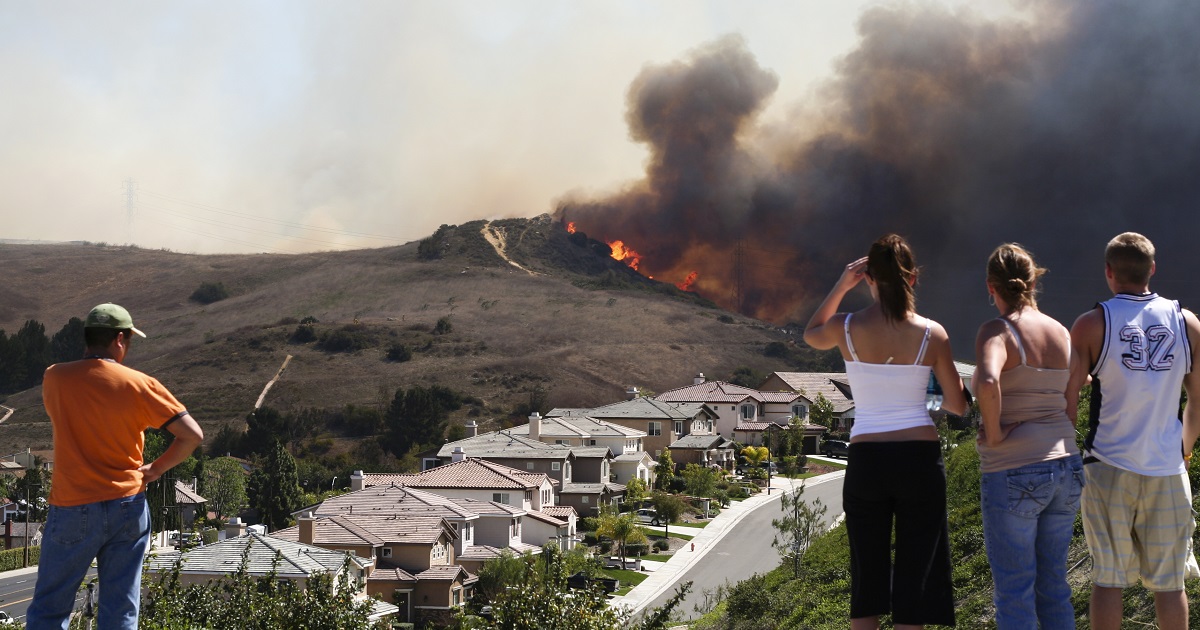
[192,477,198,492]
[465,421,478,437]
[528,412,541,441]
[299,511,315,545]
[225,517,247,539]
[451,446,467,463]
[626,386,639,400]
[351,470,365,492]
[694,372,706,385]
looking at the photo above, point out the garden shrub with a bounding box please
[190,281,230,304]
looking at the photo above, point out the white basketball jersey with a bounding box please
[1087,293,1192,476]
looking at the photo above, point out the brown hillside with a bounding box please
[0,215,835,452]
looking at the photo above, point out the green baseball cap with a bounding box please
[85,303,146,338]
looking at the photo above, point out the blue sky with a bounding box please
[0,1,991,254]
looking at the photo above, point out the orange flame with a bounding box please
[566,221,576,234]
[607,240,642,271]
[676,271,698,291]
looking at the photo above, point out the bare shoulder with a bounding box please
[1070,306,1104,335]
[975,318,1009,343]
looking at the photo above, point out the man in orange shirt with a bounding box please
[26,303,203,630]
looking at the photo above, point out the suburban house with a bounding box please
[428,418,626,515]
[757,372,857,434]
[1,519,41,550]
[145,531,396,622]
[174,480,207,529]
[571,395,720,461]
[509,413,656,486]
[666,433,738,471]
[349,457,580,545]
[273,514,475,624]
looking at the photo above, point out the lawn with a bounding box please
[597,567,648,596]
[673,521,709,529]
[641,526,693,540]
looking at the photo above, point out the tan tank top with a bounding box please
[977,320,1079,473]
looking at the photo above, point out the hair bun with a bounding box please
[1006,278,1027,292]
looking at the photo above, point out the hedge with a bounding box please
[0,545,40,572]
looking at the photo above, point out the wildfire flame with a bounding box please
[676,271,698,292]
[566,221,576,234]
[607,240,642,271]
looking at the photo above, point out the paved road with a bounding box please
[0,565,97,623]
[640,473,845,621]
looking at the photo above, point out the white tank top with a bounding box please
[1088,293,1192,476]
[843,313,936,439]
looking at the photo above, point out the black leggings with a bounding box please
[844,441,955,627]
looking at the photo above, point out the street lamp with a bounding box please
[330,476,338,492]
[20,481,43,568]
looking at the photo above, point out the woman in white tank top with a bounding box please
[973,243,1081,630]
[805,234,967,630]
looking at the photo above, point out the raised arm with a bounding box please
[803,257,867,350]
[973,320,1011,447]
[1066,309,1102,425]
[1181,309,1200,455]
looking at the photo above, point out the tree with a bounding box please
[204,457,249,521]
[651,492,687,540]
[771,483,828,577]
[741,446,769,469]
[624,477,648,507]
[809,392,835,430]
[681,463,717,498]
[48,317,84,364]
[474,549,532,604]
[382,385,463,457]
[654,449,676,491]
[596,511,647,567]
[487,544,625,630]
[247,441,303,531]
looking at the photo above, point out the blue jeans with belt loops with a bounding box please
[981,454,1084,630]
[26,493,150,630]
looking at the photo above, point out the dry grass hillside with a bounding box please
[0,215,837,453]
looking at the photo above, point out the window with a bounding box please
[589,439,597,446]
[432,542,447,562]
[452,588,462,606]
[493,493,510,503]
[648,422,662,436]
[581,496,589,504]
[740,404,756,419]
[674,421,683,435]
[526,462,535,470]
[381,547,392,558]
[551,461,561,471]
[792,404,808,419]
[555,439,569,445]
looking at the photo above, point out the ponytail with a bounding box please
[867,234,917,322]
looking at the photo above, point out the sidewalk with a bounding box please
[611,469,846,617]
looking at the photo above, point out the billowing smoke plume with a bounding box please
[557,1,1200,345]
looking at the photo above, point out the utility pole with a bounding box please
[123,178,137,245]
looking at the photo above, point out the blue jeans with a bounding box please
[981,454,1083,630]
[26,493,150,630]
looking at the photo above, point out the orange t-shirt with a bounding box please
[43,358,187,507]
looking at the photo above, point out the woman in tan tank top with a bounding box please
[973,243,1082,630]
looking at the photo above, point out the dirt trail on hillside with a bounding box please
[481,222,538,276]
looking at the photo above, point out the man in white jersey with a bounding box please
[1066,232,1200,630]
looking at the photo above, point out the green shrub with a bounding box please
[290,324,317,344]
[652,539,669,552]
[0,545,39,571]
[433,316,453,335]
[190,281,230,304]
[625,542,648,557]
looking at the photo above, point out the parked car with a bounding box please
[0,610,14,625]
[634,508,660,526]
[821,439,850,458]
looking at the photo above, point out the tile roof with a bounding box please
[540,506,577,520]
[368,567,418,582]
[146,532,369,578]
[371,458,548,492]
[174,481,206,505]
[669,434,734,449]
[613,451,653,463]
[416,565,474,582]
[524,510,567,527]
[458,544,508,561]
[585,397,716,420]
[560,482,625,495]
[273,515,455,547]
[517,415,647,438]
[450,498,524,517]
[656,381,762,404]
[568,446,613,459]
[5,522,42,538]
[436,431,573,460]
[761,372,856,414]
[298,485,479,521]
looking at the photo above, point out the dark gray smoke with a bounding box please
[556,2,1200,348]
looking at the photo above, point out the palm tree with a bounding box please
[598,512,647,567]
[742,445,769,469]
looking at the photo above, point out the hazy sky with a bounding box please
[0,0,1002,254]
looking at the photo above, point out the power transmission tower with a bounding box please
[123,178,138,245]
